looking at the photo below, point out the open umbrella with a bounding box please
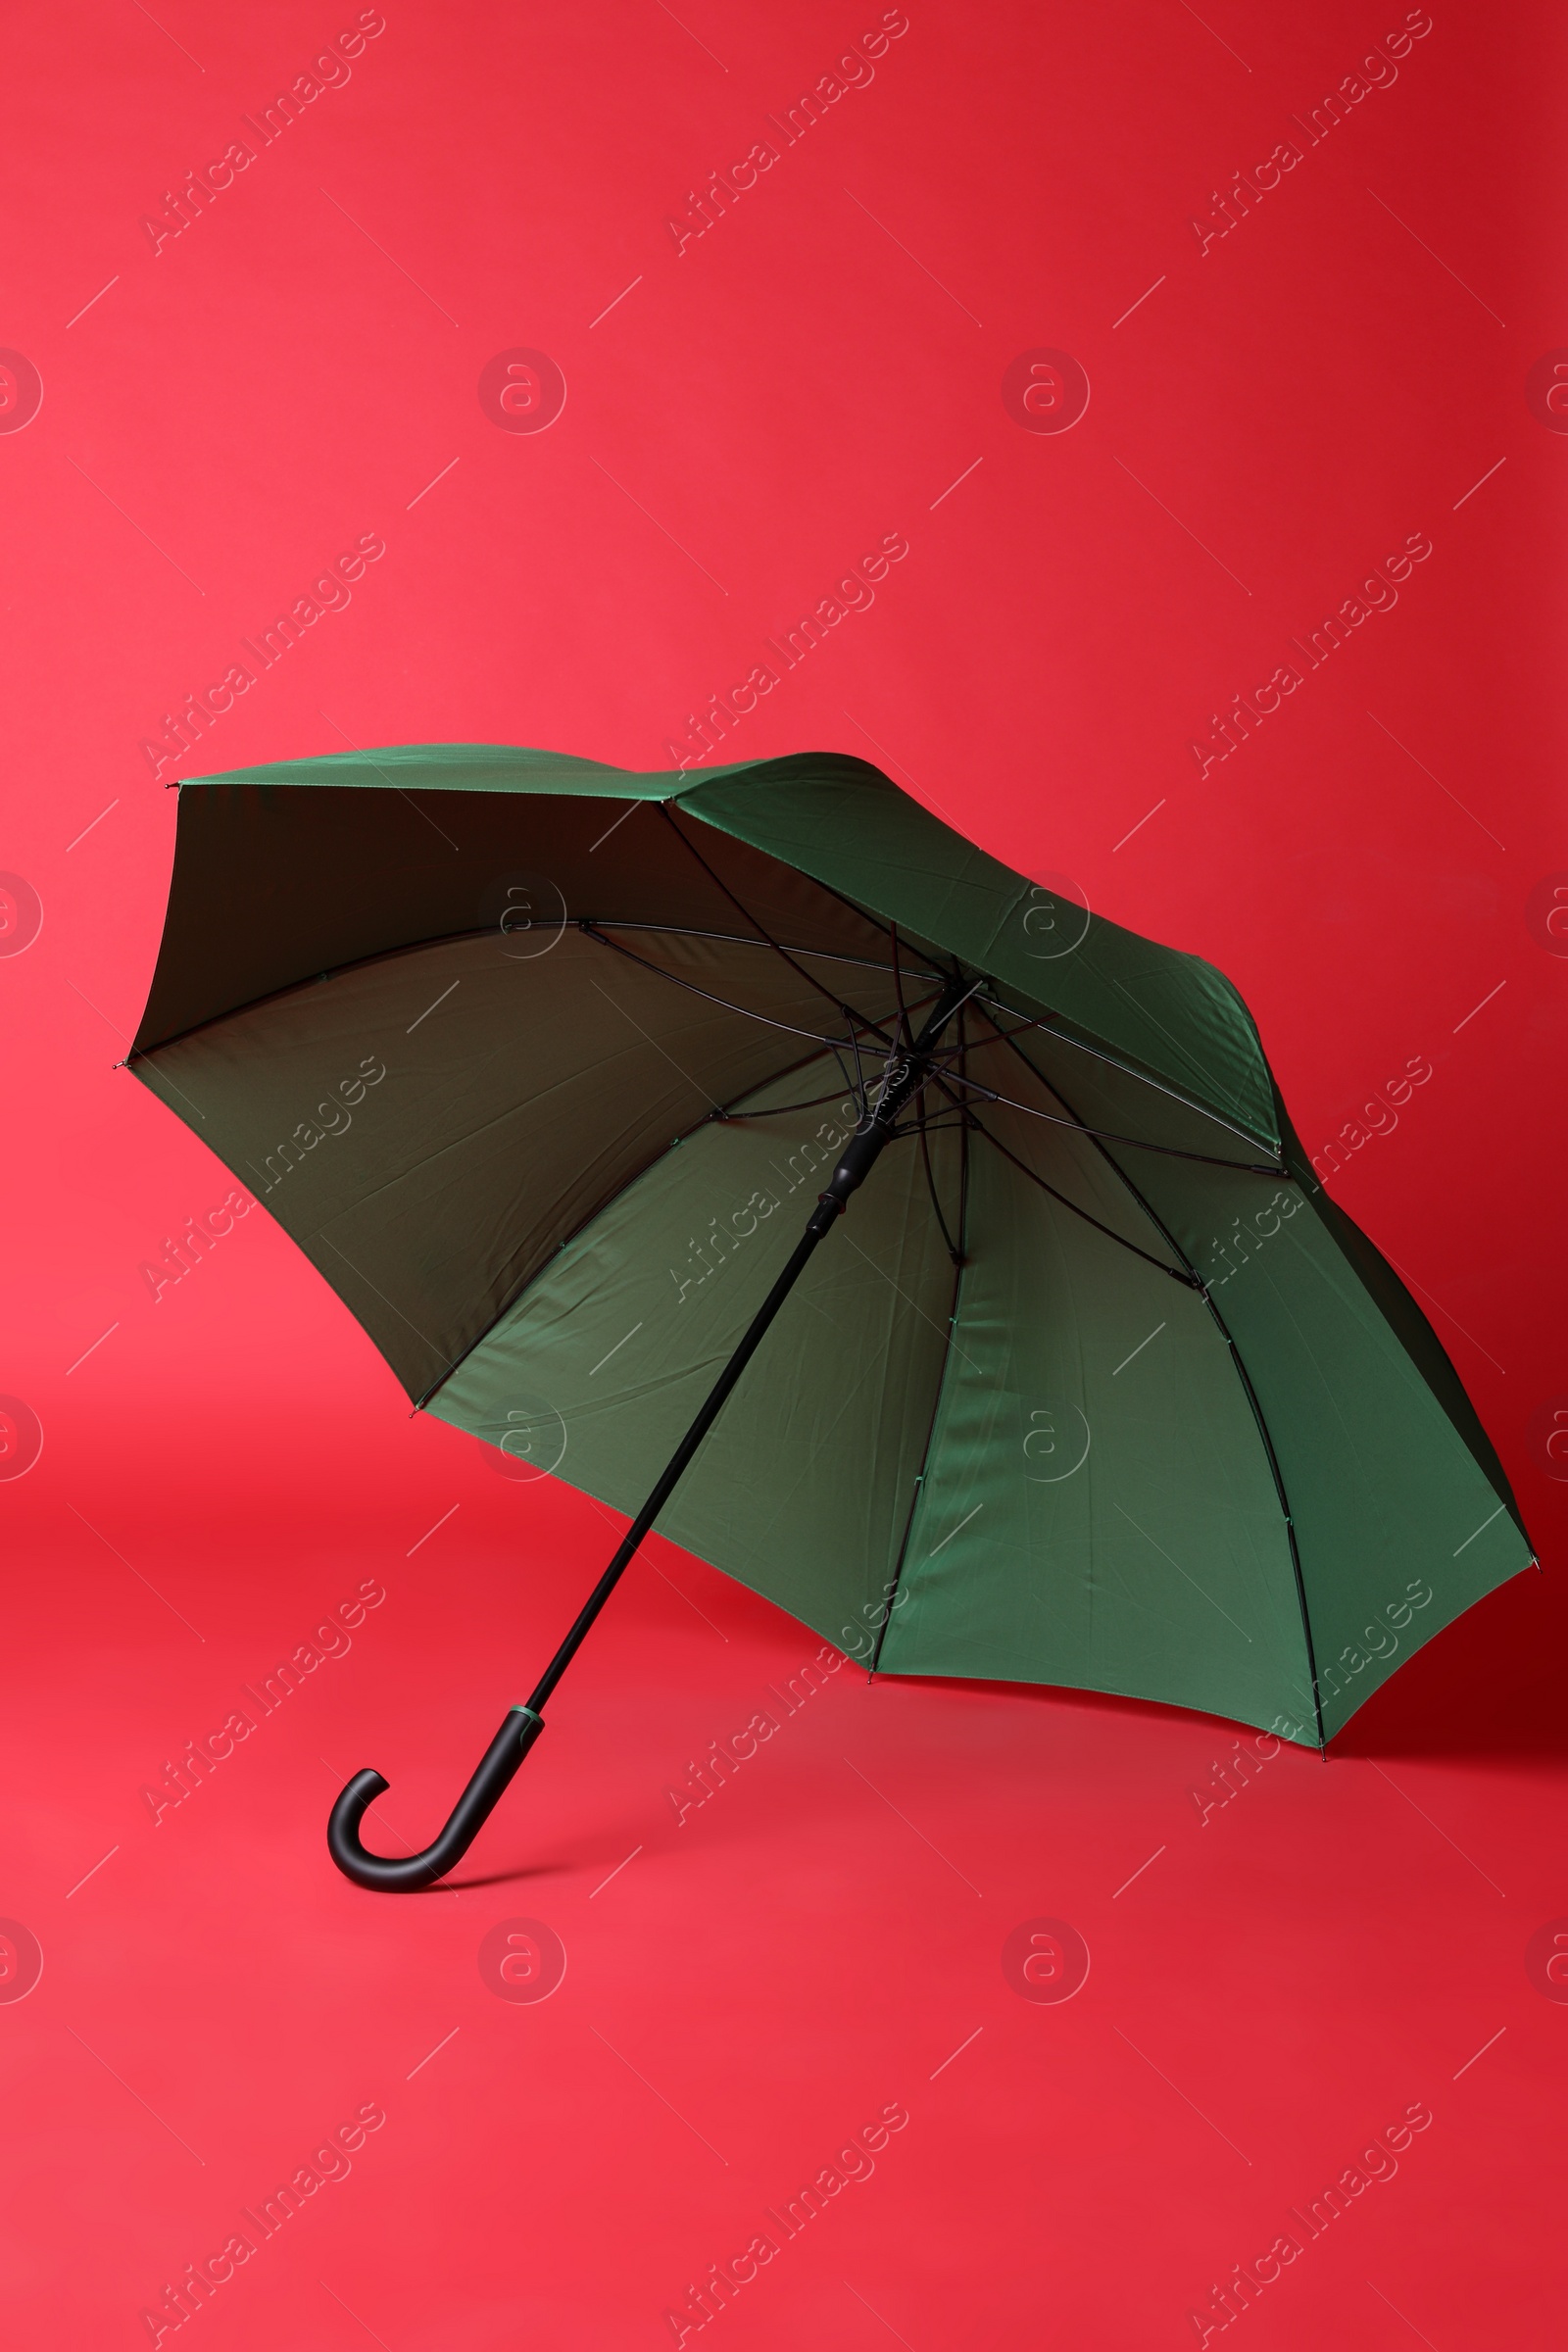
[129,745,1532,1889]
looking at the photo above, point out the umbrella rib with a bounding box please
[1192,1298,1325,1750]
[844,1021,869,1127]
[874,1011,972,1671]
[716,1046,851,1119]
[618,851,1270,1158]
[915,1092,961,1264]
[912,1110,961,1268]
[956,1032,972,1252]
[594,921,946,981]
[938,1059,1287,1174]
[969,1016,1326,1750]
[133,905,1263,1174]
[962,1004,1289,1172]
[581,921,941,1054]
[664,797,915,968]
[961,1111,1198,1285]
[410,1097,735,1412]
[891,921,960,1265]
[658,803,896,1039]
[888,920,915,1051]
[724,1092,855,1119]
[128,922,938,1063]
[975,993,1277,1159]
[415,1043,861,1417]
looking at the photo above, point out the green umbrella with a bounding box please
[130,745,1532,1887]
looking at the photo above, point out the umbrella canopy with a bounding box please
[131,744,1531,1757]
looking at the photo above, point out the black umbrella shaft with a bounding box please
[524,1214,828,1712]
[523,969,978,1714]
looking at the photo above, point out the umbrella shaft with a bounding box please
[523,1213,830,1713]
[523,971,979,1716]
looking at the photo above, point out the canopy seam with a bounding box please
[872,1009,972,1671]
[971,1003,1326,1748]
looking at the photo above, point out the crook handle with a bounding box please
[326,1706,546,1890]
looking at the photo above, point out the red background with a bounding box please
[3,3,1565,2344]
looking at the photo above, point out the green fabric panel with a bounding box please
[978,1031,1533,1739]
[877,1092,1314,1741]
[950,1025,1191,1279]
[134,929,899,1401]
[1275,1095,1526,1542]
[189,743,690,799]
[153,745,1277,1153]
[678,753,1279,1150]
[965,1003,1280,1173]
[1134,1154,1534,1740]
[428,1064,957,1646]
[134,769,890,1054]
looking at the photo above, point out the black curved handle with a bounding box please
[327,1706,545,1890]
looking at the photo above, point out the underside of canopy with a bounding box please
[129,745,1533,1746]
